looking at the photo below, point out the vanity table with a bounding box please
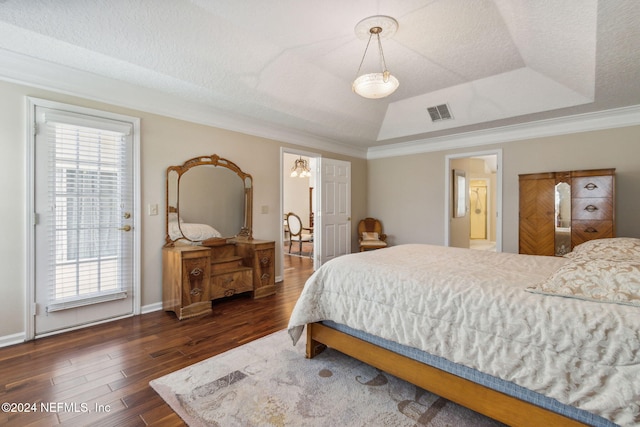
[161,154,275,320]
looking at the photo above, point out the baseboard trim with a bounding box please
[0,332,26,348]
[141,302,163,314]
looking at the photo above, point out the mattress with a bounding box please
[288,244,640,426]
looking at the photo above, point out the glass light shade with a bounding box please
[352,72,399,99]
[290,157,311,178]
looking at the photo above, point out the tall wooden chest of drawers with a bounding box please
[519,168,615,256]
[571,169,615,248]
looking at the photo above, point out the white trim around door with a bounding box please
[444,149,503,252]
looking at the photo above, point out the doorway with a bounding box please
[282,151,317,275]
[280,150,352,278]
[27,98,140,339]
[445,150,502,252]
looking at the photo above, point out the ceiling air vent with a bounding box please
[427,104,453,122]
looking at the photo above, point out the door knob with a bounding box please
[119,225,132,232]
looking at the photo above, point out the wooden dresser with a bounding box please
[234,239,276,299]
[162,246,213,320]
[162,239,276,320]
[570,169,615,248]
[519,168,615,256]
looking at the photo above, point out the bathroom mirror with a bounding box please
[554,181,571,255]
[165,154,253,245]
[453,169,466,218]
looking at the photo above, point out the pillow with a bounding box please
[564,237,640,261]
[527,257,640,307]
[168,212,180,222]
[362,232,379,241]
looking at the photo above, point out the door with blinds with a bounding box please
[33,103,137,337]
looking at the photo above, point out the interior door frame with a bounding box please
[25,97,141,340]
[444,149,503,252]
[280,147,320,277]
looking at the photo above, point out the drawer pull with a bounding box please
[224,289,236,297]
[584,227,598,233]
[584,182,598,191]
[584,205,598,212]
[260,257,270,267]
[223,277,235,284]
[190,288,202,296]
[190,267,203,277]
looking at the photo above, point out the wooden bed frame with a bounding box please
[306,322,588,427]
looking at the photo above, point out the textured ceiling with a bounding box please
[0,0,638,154]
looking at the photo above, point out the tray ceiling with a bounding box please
[0,0,638,155]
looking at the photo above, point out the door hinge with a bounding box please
[33,212,39,226]
[32,302,38,316]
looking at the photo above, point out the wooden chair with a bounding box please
[358,217,387,251]
[285,212,313,256]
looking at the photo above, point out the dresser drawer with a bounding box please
[572,176,613,199]
[571,198,613,220]
[181,257,210,306]
[211,268,253,299]
[571,220,613,247]
[255,249,274,287]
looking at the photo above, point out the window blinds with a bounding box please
[41,109,133,312]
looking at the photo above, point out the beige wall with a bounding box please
[3,75,638,342]
[369,126,640,253]
[0,80,366,339]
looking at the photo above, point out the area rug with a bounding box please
[150,330,505,427]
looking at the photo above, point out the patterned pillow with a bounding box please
[362,232,379,241]
[564,237,640,261]
[527,257,640,307]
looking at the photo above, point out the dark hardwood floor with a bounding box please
[0,255,313,427]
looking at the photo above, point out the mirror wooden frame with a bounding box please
[165,154,253,246]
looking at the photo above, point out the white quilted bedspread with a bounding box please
[287,244,640,426]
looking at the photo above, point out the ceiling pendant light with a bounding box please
[290,156,311,178]
[352,15,399,99]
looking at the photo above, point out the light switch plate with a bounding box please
[148,204,158,216]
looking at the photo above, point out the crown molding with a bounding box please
[367,104,640,159]
[0,49,367,159]
[2,49,638,162]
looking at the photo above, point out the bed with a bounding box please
[167,211,222,242]
[287,239,640,426]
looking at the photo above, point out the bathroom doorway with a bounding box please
[445,150,502,252]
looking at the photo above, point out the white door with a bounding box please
[32,103,137,337]
[316,158,351,268]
